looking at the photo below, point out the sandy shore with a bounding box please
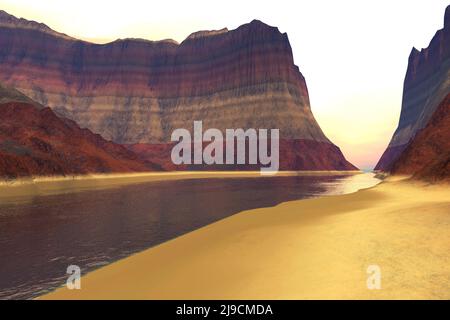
[0,170,360,201]
[41,178,450,300]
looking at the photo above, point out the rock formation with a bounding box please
[376,5,450,171]
[0,84,160,178]
[0,10,356,170]
[390,93,450,181]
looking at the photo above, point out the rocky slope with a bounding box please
[0,84,160,178]
[390,93,450,181]
[376,5,450,171]
[0,10,356,170]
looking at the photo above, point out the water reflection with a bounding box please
[319,172,381,195]
[0,173,379,299]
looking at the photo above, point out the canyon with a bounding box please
[376,5,450,175]
[0,10,356,171]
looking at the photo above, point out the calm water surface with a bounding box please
[0,173,379,299]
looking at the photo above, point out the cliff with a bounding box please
[390,94,450,181]
[376,5,450,171]
[0,84,160,178]
[0,10,356,170]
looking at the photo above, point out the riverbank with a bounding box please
[0,170,360,201]
[41,178,450,299]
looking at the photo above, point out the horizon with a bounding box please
[0,0,448,169]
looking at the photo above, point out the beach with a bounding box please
[39,177,450,300]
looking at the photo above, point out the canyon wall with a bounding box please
[0,84,160,178]
[0,10,356,170]
[390,93,449,181]
[376,5,450,171]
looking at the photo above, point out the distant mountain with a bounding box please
[0,84,161,178]
[376,5,450,172]
[0,9,74,40]
[0,10,356,171]
[390,93,449,181]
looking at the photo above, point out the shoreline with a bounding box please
[0,170,361,201]
[40,178,450,299]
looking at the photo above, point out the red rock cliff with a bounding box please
[390,94,450,181]
[0,10,356,170]
[376,5,450,171]
[0,84,161,178]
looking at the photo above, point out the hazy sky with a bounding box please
[1,0,448,169]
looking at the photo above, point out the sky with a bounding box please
[0,0,448,169]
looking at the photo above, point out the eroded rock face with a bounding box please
[0,10,356,170]
[376,5,450,171]
[0,84,160,178]
[390,94,450,181]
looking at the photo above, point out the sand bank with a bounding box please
[0,170,360,201]
[41,178,450,300]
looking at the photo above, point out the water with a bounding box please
[0,173,379,299]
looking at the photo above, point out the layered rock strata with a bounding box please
[0,10,356,170]
[0,84,160,178]
[376,6,450,171]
